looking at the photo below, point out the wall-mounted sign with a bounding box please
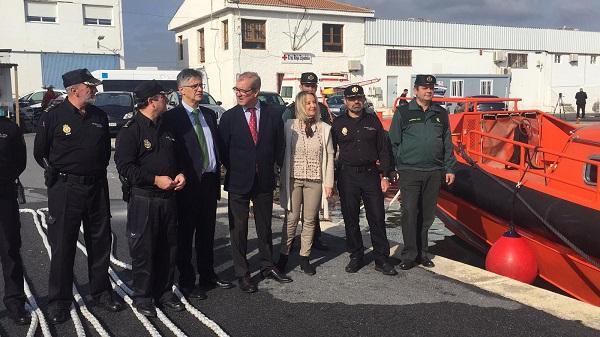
[281,52,313,64]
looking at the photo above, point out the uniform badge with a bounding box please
[0,133,7,139]
[62,124,71,135]
[436,117,440,123]
[143,139,152,149]
[342,127,348,135]
[351,86,359,93]
[308,74,315,80]
[427,76,433,82]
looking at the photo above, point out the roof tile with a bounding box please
[238,0,373,13]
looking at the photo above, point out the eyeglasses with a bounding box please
[182,83,203,90]
[233,87,255,95]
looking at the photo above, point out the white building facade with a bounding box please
[0,0,124,94]
[170,0,600,111]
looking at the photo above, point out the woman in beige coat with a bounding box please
[277,91,335,275]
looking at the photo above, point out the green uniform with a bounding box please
[388,99,456,263]
[282,102,332,125]
[388,99,455,173]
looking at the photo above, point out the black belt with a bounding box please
[339,163,377,173]
[58,172,103,185]
[131,187,173,199]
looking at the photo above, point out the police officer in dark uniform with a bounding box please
[331,85,397,276]
[281,72,332,251]
[115,80,186,317]
[33,69,124,324]
[0,108,31,325]
[388,75,456,270]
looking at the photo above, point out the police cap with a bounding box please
[300,72,318,84]
[62,68,102,88]
[343,84,365,98]
[414,74,436,87]
[134,80,172,102]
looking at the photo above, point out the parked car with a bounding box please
[326,93,376,118]
[454,95,507,113]
[258,91,287,114]
[93,91,136,137]
[199,92,226,120]
[17,89,66,132]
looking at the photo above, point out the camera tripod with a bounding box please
[552,93,565,119]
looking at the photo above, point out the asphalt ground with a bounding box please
[0,134,598,337]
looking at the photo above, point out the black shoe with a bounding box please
[375,262,398,276]
[312,239,329,251]
[238,276,257,293]
[399,260,418,270]
[276,254,288,273]
[160,294,185,312]
[345,258,363,273]
[419,258,435,268]
[134,302,157,317]
[48,308,69,325]
[95,290,125,312]
[9,306,31,326]
[261,268,293,283]
[200,274,235,290]
[180,286,208,300]
[299,256,316,275]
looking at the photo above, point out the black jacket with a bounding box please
[218,102,284,194]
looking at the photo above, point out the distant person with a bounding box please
[388,75,456,270]
[34,69,124,324]
[277,91,335,275]
[115,80,186,317]
[41,85,58,111]
[399,88,409,107]
[0,104,30,325]
[282,73,332,250]
[575,88,588,119]
[219,72,290,293]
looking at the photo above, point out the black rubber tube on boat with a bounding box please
[456,144,600,270]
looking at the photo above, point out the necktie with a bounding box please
[192,109,209,169]
[248,107,258,145]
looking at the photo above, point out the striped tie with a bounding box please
[192,109,209,169]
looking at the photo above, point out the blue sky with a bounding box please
[123,0,600,69]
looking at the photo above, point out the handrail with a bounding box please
[392,96,522,111]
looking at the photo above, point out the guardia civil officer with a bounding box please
[0,107,30,325]
[115,80,187,317]
[33,69,124,324]
[388,75,456,270]
[281,72,332,251]
[331,85,397,276]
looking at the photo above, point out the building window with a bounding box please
[554,54,561,63]
[178,35,183,61]
[198,29,205,63]
[480,80,493,95]
[223,20,229,50]
[83,5,112,26]
[322,24,343,52]
[584,157,600,186]
[450,80,464,97]
[280,86,293,99]
[508,53,528,69]
[25,1,57,23]
[591,55,597,65]
[242,19,266,49]
[386,50,411,66]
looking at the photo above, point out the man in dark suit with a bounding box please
[165,69,234,300]
[219,72,291,293]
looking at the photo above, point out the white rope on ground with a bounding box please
[30,209,88,337]
[36,208,165,337]
[72,284,111,337]
[109,277,162,337]
[20,209,53,337]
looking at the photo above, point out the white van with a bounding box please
[279,73,350,104]
[91,67,209,93]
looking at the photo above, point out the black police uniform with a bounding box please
[0,116,29,322]
[33,96,113,313]
[388,75,456,266]
[114,105,182,307]
[331,87,393,268]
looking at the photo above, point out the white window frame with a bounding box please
[554,54,561,63]
[480,80,493,95]
[450,80,464,97]
[83,5,113,26]
[25,1,57,23]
